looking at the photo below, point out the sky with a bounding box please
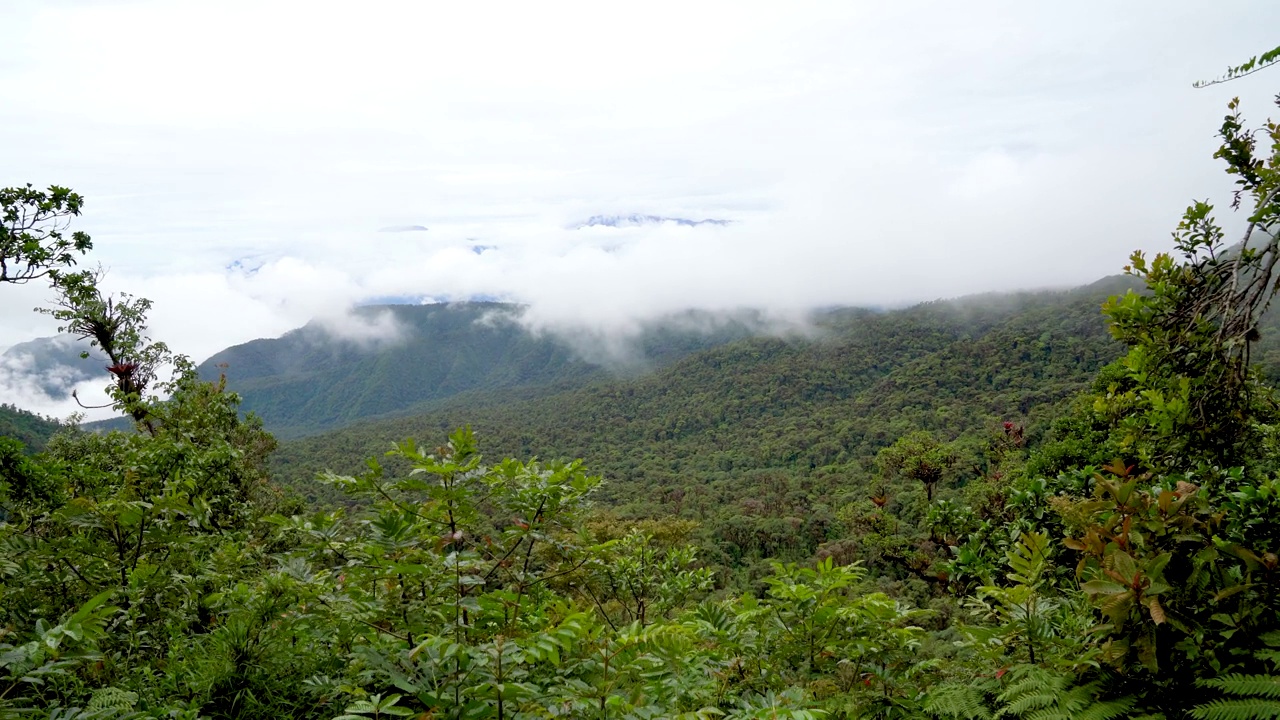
[2,0,1280,417]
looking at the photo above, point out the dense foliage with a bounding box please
[4,88,1280,719]
[0,404,61,453]
[271,280,1132,510]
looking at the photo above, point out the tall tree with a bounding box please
[38,269,174,431]
[878,431,957,502]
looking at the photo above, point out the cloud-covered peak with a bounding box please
[379,225,429,233]
[576,214,731,229]
[226,256,269,276]
[0,335,114,421]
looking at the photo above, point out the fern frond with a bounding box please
[1189,698,1280,720]
[1200,674,1280,699]
[925,683,992,719]
[1084,699,1137,720]
[1192,673,1280,719]
[1063,692,1134,720]
[998,689,1060,717]
[86,687,138,711]
[992,669,1133,720]
[996,667,1070,717]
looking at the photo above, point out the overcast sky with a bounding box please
[3,1,1280,415]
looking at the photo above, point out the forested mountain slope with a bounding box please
[198,302,766,437]
[0,404,60,452]
[271,276,1139,514]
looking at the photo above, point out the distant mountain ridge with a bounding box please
[270,276,1147,507]
[1,335,106,400]
[576,214,730,228]
[197,302,766,438]
[0,404,61,452]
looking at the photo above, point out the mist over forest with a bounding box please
[4,4,1280,719]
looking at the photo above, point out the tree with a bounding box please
[0,182,178,432]
[0,182,174,430]
[1099,94,1280,474]
[38,268,174,431]
[0,184,93,285]
[878,431,957,502]
[1037,93,1280,715]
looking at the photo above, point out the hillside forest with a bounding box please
[3,76,1280,719]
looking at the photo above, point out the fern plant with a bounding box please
[994,666,1133,720]
[925,682,994,719]
[1190,632,1280,720]
[926,666,1138,720]
[1190,674,1280,720]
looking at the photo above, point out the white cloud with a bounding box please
[0,344,114,423]
[2,0,1279,418]
[314,308,408,346]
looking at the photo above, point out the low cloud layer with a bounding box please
[313,307,409,347]
[0,336,114,422]
[3,1,1279,418]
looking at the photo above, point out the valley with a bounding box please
[2,17,1279,715]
